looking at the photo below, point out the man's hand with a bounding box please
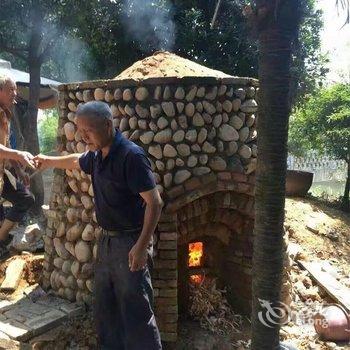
[128,243,148,272]
[15,151,35,169]
[34,154,52,170]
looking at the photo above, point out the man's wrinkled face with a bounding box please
[0,79,17,109]
[76,115,112,152]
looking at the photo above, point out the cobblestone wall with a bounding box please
[43,75,259,342]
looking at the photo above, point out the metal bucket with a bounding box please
[313,304,350,341]
[286,170,313,197]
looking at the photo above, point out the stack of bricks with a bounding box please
[42,54,260,342]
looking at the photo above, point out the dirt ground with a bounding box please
[281,197,350,350]
[115,51,231,80]
[0,196,349,349]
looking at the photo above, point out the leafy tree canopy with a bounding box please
[289,83,350,210]
[38,109,59,154]
[289,83,350,161]
[1,0,327,104]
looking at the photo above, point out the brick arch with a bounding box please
[152,172,255,340]
[173,186,255,318]
[164,171,255,215]
[178,222,231,246]
[176,190,254,246]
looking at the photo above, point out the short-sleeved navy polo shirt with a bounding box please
[79,129,156,231]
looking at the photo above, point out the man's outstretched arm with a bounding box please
[0,144,35,169]
[34,153,82,170]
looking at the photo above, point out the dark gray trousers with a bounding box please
[1,174,34,223]
[94,233,162,350]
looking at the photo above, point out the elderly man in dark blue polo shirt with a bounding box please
[35,101,163,350]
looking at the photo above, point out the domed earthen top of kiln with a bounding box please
[114,51,232,81]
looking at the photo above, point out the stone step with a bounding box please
[0,294,85,341]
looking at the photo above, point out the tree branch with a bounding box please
[0,43,28,61]
[39,39,56,63]
[336,0,350,25]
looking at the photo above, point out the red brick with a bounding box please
[218,172,231,181]
[155,305,178,314]
[158,241,177,250]
[231,172,248,183]
[158,322,177,332]
[167,185,184,199]
[159,250,177,260]
[184,177,201,191]
[248,173,256,184]
[157,269,178,279]
[236,182,251,193]
[155,297,177,306]
[201,173,217,185]
[159,213,176,223]
[159,232,177,241]
[159,332,177,342]
[159,288,177,297]
[158,222,177,231]
[154,259,177,269]
[153,279,177,288]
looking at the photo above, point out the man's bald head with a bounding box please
[75,101,115,152]
[76,101,113,127]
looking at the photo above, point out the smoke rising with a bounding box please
[60,36,91,83]
[121,0,175,52]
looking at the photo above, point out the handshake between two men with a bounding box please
[14,151,81,178]
[0,147,83,262]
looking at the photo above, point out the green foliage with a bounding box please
[65,0,328,100]
[289,83,350,162]
[291,0,329,103]
[38,109,58,154]
[0,0,75,62]
[172,0,258,77]
[0,0,327,102]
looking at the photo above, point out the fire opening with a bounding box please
[188,242,203,267]
[188,242,204,284]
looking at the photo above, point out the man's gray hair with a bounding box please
[0,74,14,90]
[76,101,113,124]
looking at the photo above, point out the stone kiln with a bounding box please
[43,52,258,342]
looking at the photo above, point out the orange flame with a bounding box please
[188,242,203,267]
[190,274,204,284]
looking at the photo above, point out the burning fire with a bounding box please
[190,274,204,284]
[188,242,203,267]
[188,242,204,284]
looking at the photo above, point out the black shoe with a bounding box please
[3,234,13,247]
[0,242,10,262]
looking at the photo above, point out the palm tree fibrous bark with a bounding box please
[248,1,302,349]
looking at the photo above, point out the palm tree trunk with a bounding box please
[251,1,301,349]
[341,160,349,212]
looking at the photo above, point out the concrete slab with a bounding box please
[24,309,67,336]
[0,320,30,341]
[58,302,85,317]
[36,295,85,317]
[0,300,13,313]
[0,294,86,341]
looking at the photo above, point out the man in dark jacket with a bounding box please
[35,101,163,350]
[0,74,35,260]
